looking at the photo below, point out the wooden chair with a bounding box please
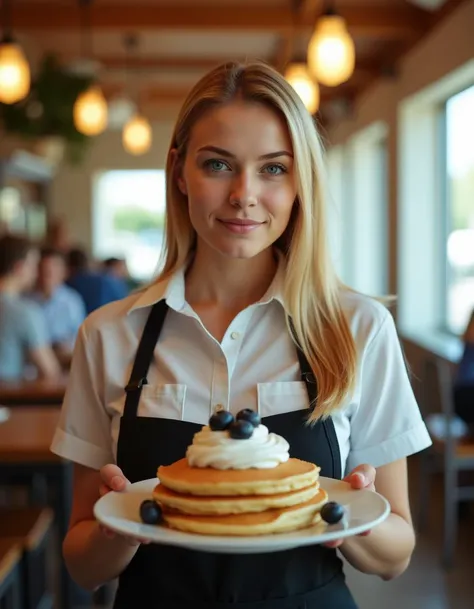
[0,539,22,609]
[418,356,474,568]
[0,507,54,609]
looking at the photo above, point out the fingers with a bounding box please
[100,464,130,492]
[98,524,149,546]
[343,464,376,491]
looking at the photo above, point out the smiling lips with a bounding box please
[218,218,264,234]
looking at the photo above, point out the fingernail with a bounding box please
[353,472,365,484]
[111,476,124,489]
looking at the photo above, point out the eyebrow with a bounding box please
[197,145,293,160]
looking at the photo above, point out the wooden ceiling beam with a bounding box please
[86,53,383,83]
[11,4,429,38]
[90,56,231,72]
[102,84,191,105]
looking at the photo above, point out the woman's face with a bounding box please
[176,100,297,260]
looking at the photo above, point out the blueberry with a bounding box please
[236,408,261,428]
[209,410,234,431]
[140,499,163,525]
[321,501,345,525]
[228,419,254,440]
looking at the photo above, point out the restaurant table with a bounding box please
[0,378,67,406]
[0,407,91,608]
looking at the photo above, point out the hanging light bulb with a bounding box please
[0,40,31,104]
[285,63,320,114]
[307,11,355,87]
[73,85,108,136]
[122,114,152,155]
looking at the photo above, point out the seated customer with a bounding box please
[28,247,86,365]
[0,235,61,381]
[66,247,128,314]
[454,309,474,428]
[102,256,138,291]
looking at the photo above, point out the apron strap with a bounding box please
[123,299,169,420]
[291,319,342,480]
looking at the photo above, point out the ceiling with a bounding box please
[6,0,465,123]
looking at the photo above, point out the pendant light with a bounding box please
[121,34,152,155]
[73,85,108,136]
[73,0,108,135]
[307,5,355,87]
[285,63,320,115]
[0,0,31,104]
[123,114,152,155]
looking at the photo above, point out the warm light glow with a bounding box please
[0,42,31,104]
[122,114,152,155]
[285,63,320,114]
[307,14,355,87]
[73,85,108,136]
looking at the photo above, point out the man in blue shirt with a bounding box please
[454,309,474,428]
[28,247,86,364]
[0,235,61,381]
[66,248,128,315]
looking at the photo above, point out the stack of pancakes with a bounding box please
[154,457,328,536]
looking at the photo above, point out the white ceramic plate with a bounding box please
[93,476,390,554]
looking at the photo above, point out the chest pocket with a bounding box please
[257,381,309,418]
[135,384,187,421]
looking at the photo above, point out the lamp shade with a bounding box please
[73,85,108,136]
[285,63,320,114]
[307,14,355,87]
[123,114,152,155]
[0,42,31,104]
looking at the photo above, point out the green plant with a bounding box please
[113,206,165,233]
[0,53,94,163]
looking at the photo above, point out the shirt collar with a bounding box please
[128,249,286,314]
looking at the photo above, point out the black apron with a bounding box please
[114,300,358,608]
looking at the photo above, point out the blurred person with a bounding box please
[454,309,474,429]
[103,257,138,292]
[28,247,86,366]
[66,247,128,314]
[0,234,61,381]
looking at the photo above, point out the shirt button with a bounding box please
[230,331,240,340]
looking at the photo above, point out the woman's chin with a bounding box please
[212,240,269,260]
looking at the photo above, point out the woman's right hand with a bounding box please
[98,464,149,546]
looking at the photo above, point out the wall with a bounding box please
[326,0,474,371]
[50,120,175,252]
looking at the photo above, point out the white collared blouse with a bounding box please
[50,259,432,476]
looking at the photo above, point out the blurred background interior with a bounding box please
[0,0,473,607]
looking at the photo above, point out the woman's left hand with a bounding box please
[323,463,376,549]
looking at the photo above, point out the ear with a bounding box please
[170,148,187,196]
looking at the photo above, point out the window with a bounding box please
[345,123,389,296]
[93,170,166,283]
[445,85,474,335]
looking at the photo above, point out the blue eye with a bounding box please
[264,164,286,175]
[204,159,230,172]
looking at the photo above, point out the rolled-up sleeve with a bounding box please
[50,322,115,470]
[346,311,432,473]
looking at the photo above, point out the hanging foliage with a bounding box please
[0,53,95,163]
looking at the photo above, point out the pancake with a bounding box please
[153,481,320,515]
[157,458,320,496]
[162,488,329,536]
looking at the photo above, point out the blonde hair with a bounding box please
[157,60,357,422]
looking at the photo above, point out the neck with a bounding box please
[0,277,21,295]
[185,245,278,309]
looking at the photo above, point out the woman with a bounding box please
[51,61,432,608]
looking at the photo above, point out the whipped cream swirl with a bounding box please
[186,424,290,470]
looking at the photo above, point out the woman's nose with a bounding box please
[229,172,259,208]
